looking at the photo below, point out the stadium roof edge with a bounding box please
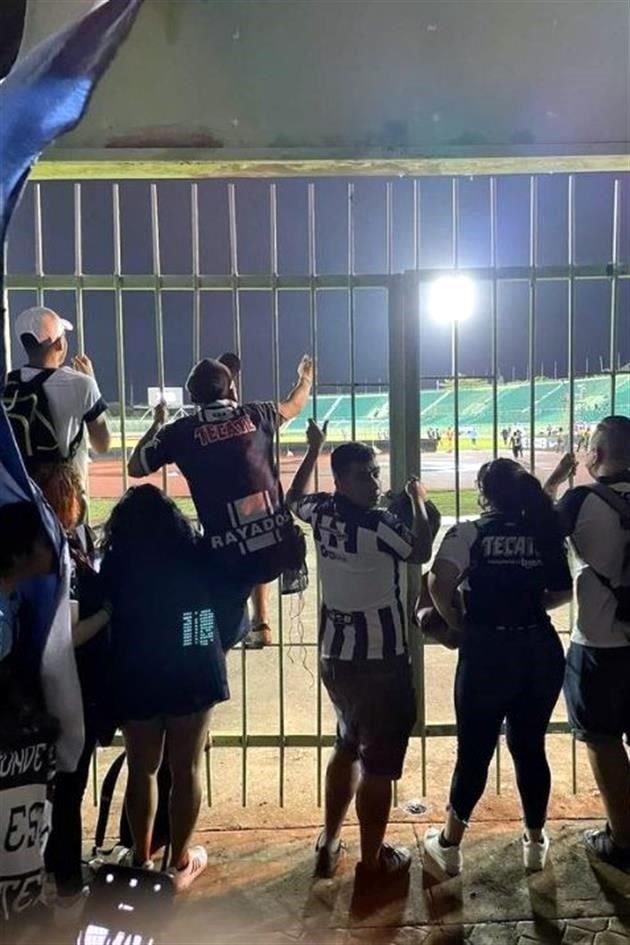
[33,148,630,180]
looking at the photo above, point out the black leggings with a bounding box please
[449,625,565,829]
[45,728,97,896]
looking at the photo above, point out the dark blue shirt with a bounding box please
[139,400,290,575]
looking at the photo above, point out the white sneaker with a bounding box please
[169,845,208,892]
[523,831,550,871]
[118,848,155,870]
[423,827,463,877]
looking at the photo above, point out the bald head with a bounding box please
[589,416,630,472]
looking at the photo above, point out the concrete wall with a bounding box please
[19,0,630,170]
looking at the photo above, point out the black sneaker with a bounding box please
[355,843,412,888]
[584,824,630,871]
[314,833,345,878]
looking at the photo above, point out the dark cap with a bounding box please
[186,358,232,405]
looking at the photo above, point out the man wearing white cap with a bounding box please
[5,306,110,485]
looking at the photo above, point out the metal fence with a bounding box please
[6,173,630,806]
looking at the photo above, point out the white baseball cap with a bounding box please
[15,306,73,345]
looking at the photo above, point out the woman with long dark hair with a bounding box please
[423,459,572,875]
[100,485,246,891]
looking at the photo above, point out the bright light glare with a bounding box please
[428,275,476,323]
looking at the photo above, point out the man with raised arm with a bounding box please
[287,419,433,889]
[127,355,312,613]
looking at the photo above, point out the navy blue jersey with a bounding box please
[434,512,572,629]
[139,400,291,576]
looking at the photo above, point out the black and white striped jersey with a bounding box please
[290,492,416,661]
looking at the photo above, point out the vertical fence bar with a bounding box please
[191,183,201,366]
[73,184,86,356]
[387,181,397,809]
[73,183,91,519]
[489,174,501,793]
[205,737,213,807]
[413,180,420,272]
[413,180,427,795]
[228,183,242,358]
[308,184,324,807]
[567,176,576,456]
[112,185,128,494]
[149,184,167,495]
[490,177,499,459]
[347,183,357,440]
[451,179,461,522]
[270,183,286,807]
[34,183,44,308]
[228,182,247,806]
[413,180,423,482]
[568,176,579,796]
[92,752,98,807]
[386,179,396,503]
[609,179,621,413]
[528,176,538,473]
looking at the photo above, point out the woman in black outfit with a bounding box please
[424,458,572,875]
[100,485,246,891]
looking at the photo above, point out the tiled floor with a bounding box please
[10,818,630,945]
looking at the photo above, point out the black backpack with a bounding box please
[2,368,81,472]
[589,483,630,624]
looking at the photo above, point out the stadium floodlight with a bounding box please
[428,275,475,324]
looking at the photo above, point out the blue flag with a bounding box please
[0,0,144,249]
[0,0,143,770]
[0,410,83,771]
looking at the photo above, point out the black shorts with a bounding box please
[320,656,416,779]
[564,642,630,744]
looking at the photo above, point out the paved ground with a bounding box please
[12,813,630,944]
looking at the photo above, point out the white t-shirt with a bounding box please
[558,477,630,648]
[18,367,107,486]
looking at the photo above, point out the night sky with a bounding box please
[6,173,630,406]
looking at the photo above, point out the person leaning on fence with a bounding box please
[33,463,114,921]
[4,307,110,487]
[424,459,572,877]
[99,485,248,891]
[545,415,630,871]
[287,420,433,890]
[127,354,313,631]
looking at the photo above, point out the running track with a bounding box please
[87,448,592,499]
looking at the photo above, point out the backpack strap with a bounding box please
[67,424,84,459]
[586,484,630,596]
[4,367,56,393]
[589,483,630,528]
